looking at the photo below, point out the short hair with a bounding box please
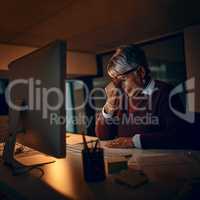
[107,44,150,77]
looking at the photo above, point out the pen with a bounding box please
[94,139,100,152]
[82,133,89,151]
[91,140,94,151]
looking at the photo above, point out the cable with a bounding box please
[0,142,46,177]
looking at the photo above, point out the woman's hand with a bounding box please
[104,81,123,113]
[105,137,134,148]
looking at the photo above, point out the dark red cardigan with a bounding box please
[95,80,195,149]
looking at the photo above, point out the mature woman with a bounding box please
[95,45,188,149]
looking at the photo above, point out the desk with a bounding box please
[1,134,200,200]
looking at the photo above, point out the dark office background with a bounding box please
[0,35,186,135]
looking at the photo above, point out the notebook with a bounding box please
[114,170,148,188]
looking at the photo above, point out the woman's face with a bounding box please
[108,67,145,96]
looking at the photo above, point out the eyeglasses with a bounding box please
[113,67,139,81]
[119,67,138,76]
[108,64,140,81]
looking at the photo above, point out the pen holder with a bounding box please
[82,148,106,182]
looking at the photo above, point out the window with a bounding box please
[66,80,86,133]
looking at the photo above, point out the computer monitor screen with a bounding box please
[7,40,66,158]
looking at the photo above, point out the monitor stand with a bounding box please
[2,109,55,176]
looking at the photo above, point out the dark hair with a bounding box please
[107,44,150,78]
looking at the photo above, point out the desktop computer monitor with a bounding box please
[3,40,66,174]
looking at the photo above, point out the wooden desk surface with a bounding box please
[1,134,200,200]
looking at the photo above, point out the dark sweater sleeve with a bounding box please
[95,112,118,140]
[140,87,189,149]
